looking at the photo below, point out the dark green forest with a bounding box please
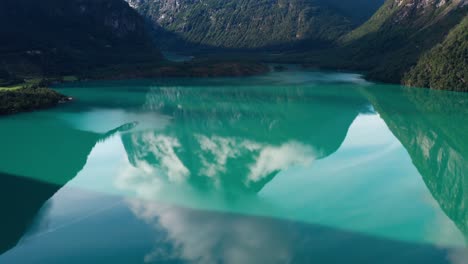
[0,86,67,115]
[0,0,161,81]
[404,16,468,91]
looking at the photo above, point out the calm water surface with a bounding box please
[0,71,467,263]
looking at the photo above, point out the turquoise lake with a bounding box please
[0,70,467,263]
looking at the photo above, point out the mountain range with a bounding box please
[125,0,384,50]
[0,0,466,91]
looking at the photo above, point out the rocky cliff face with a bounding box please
[392,0,465,21]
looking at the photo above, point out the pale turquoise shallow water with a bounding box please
[0,70,467,263]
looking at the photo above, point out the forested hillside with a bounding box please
[127,0,384,50]
[0,0,161,81]
[404,16,467,91]
[338,0,467,84]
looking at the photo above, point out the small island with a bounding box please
[0,81,70,115]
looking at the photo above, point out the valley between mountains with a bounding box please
[0,0,466,114]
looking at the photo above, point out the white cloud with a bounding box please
[126,200,293,264]
[248,141,317,183]
[136,133,190,183]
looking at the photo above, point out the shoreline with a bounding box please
[0,61,270,116]
[1,61,457,116]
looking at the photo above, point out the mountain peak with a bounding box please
[391,0,465,20]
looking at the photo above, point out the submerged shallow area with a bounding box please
[0,70,467,263]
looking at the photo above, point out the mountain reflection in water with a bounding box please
[363,86,468,239]
[0,71,466,263]
[0,115,136,254]
[120,84,366,195]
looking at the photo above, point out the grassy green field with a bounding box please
[0,85,22,91]
[0,78,44,91]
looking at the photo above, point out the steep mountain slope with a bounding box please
[403,16,467,91]
[126,0,383,50]
[0,0,161,78]
[339,0,467,84]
